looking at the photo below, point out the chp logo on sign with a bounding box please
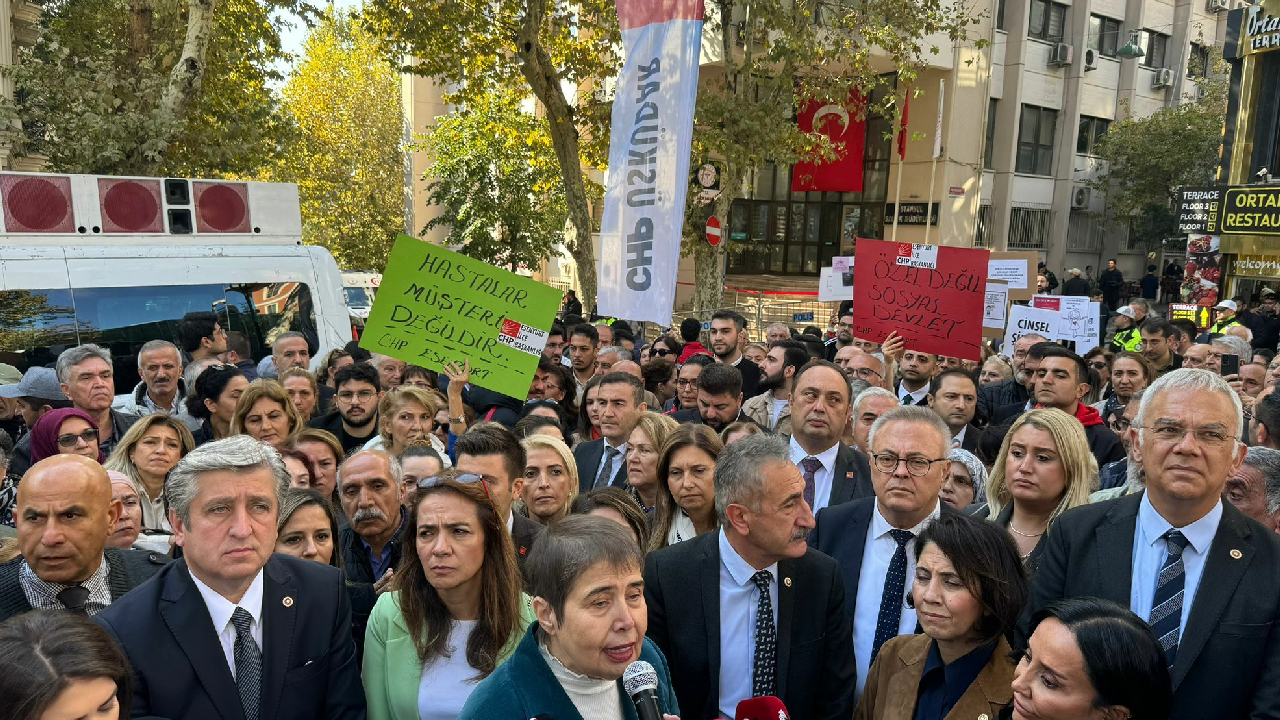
[706,215,722,247]
[497,319,549,357]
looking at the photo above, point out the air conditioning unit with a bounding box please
[1072,186,1091,209]
[1048,42,1074,67]
[1152,67,1174,88]
[1084,48,1098,70]
[1207,0,1229,12]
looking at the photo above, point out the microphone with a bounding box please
[735,695,791,720]
[622,660,663,720]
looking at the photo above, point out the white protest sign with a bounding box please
[989,259,1029,289]
[1032,295,1099,353]
[1005,305,1059,351]
[984,283,1009,332]
[819,261,854,302]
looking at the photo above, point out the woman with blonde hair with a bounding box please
[104,413,196,533]
[972,408,1097,570]
[519,434,578,525]
[649,424,723,553]
[624,411,679,513]
[230,379,304,449]
[361,386,451,464]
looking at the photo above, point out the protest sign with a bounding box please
[1032,295,1100,354]
[852,239,988,361]
[1005,305,1060,351]
[988,251,1037,300]
[818,260,854,302]
[983,281,1008,338]
[360,235,563,399]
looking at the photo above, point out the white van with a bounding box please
[0,172,350,390]
[341,270,382,323]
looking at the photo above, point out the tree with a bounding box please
[366,0,620,310]
[0,0,310,176]
[265,9,405,270]
[685,0,980,315]
[1087,55,1229,244]
[417,90,573,272]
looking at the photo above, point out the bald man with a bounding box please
[0,455,167,621]
[612,360,662,412]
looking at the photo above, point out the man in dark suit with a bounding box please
[786,359,873,512]
[927,369,983,452]
[976,335,1046,424]
[573,372,646,493]
[1,455,166,621]
[670,363,766,431]
[809,406,954,700]
[645,434,855,720]
[94,435,365,720]
[893,350,937,407]
[336,450,405,589]
[455,425,545,567]
[1021,369,1280,720]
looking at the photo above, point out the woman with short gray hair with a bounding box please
[458,515,680,720]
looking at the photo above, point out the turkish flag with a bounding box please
[792,90,866,192]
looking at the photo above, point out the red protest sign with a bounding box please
[851,239,989,361]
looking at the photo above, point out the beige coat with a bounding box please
[742,391,792,435]
[853,634,1014,720]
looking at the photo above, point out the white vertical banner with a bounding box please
[932,78,945,160]
[596,0,704,325]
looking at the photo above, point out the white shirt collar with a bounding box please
[1138,492,1222,555]
[898,383,929,404]
[872,499,941,539]
[789,435,840,469]
[953,425,968,445]
[718,529,778,585]
[189,566,265,633]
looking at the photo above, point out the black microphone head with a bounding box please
[623,660,658,696]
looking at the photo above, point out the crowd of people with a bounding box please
[0,296,1278,720]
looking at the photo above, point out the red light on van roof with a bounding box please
[99,178,163,233]
[193,181,250,233]
[2,174,74,233]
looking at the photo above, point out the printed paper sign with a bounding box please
[360,235,562,399]
[832,256,854,272]
[1005,305,1060,352]
[895,242,940,269]
[818,265,853,302]
[1033,295,1098,348]
[984,282,1009,332]
[852,238,988,361]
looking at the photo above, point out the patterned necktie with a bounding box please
[800,456,822,509]
[1149,530,1190,669]
[595,446,620,488]
[57,585,89,616]
[231,607,262,720]
[750,570,777,697]
[872,529,915,661]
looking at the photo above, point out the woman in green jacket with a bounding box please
[363,469,535,720]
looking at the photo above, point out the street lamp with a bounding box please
[1117,31,1145,59]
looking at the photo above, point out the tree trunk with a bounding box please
[128,0,153,64]
[152,0,218,172]
[516,0,597,313]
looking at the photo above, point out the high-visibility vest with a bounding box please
[1112,327,1142,352]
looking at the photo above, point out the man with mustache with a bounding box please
[644,434,855,719]
[336,450,403,591]
[809,406,954,700]
[786,360,874,512]
[114,340,200,430]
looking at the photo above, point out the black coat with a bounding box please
[95,555,366,720]
[976,378,1029,427]
[1019,493,1280,720]
[1062,276,1091,296]
[573,438,629,493]
[668,407,766,432]
[338,508,405,584]
[644,532,856,720]
[781,438,876,509]
[0,548,168,622]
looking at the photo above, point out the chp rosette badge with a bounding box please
[498,319,551,356]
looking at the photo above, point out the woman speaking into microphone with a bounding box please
[459,515,681,720]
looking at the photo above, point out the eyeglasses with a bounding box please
[653,348,672,357]
[1088,361,1109,370]
[1136,424,1233,447]
[56,429,99,448]
[1110,417,1132,433]
[432,421,448,432]
[850,367,883,380]
[871,453,948,477]
[336,390,377,403]
[676,379,698,387]
[417,473,492,503]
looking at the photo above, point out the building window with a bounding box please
[1076,116,1110,155]
[1017,105,1057,176]
[1188,43,1212,77]
[984,99,999,170]
[1139,30,1169,69]
[1088,15,1121,57]
[997,0,1006,30]
[1028,0,1067,42]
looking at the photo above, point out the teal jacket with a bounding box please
[362,589,537,720]
[459,624,680,720]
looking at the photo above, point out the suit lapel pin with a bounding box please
[1231,549,1243,560]
[845,472,854,479]
[282,596,294,608]
[978,715,989,720]
[784,577,792,587]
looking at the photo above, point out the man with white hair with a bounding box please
[850,387,899,453]
[114,340,200,430]
[57,344,141,459]
[368,353,406,392]
[977,333,1045,422]
[1224,446,1280,533]
[1021,369,1280,720]
[336,449,404,589]
[766,322,792,343]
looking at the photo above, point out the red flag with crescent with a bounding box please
[792,90,866,192]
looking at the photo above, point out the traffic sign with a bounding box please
[706,216,722,246]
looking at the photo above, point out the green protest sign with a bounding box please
[360,235,563,399]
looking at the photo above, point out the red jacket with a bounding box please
[678,341,711,364]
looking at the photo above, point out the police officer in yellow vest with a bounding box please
[1110,305,1143,352]
[1211,299,1243,334]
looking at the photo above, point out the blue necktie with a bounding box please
[751,570,776,697]
[800,456,822,509]
[872,529,914,661]
[1149,530,1190,668]
[231,607,262,720]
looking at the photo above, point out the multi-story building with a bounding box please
[1,0,42,171]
